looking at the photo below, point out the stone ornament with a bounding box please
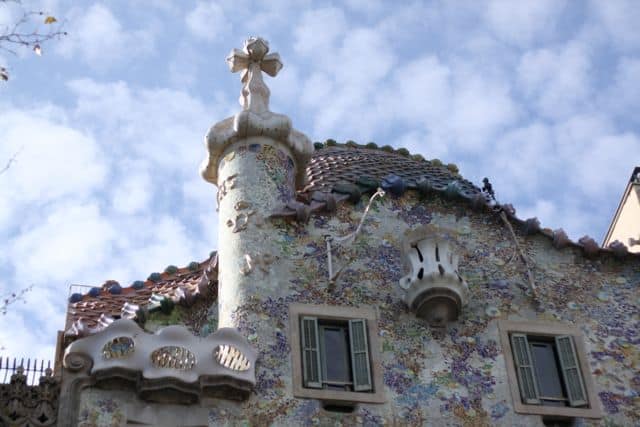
[399,224,469,327]
[0,365,59,427]
[226,37,282,114]
[217,173,238,208]
[214,344,251,371]
[227,211,253,233]
[150,346,197,370]
[201,37,312,188]
[239,253,276,276]
[102,336,135,359]
[63,319,257,402]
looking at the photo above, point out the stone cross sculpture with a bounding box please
[201,36,313,188]
[226,37,282,114]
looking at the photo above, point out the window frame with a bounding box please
[498,320,601,419]
[289,304,385,404]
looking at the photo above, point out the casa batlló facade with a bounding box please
[5,37,638,427]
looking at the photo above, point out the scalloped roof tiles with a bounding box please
[300,145,479,197]
[65,255,217,335]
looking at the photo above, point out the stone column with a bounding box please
[201,37,312,329]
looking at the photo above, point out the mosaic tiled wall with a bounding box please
[76,190,639,426]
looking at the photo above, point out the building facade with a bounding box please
[5,37,638,427]
[603,167,640,254]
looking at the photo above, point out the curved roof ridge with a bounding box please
[274,141,639,261]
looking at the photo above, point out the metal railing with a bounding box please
[0,356,53,385]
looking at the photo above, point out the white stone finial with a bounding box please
[226,37,283,114]
[201,36,313,188]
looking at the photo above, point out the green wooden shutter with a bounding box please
[555,335,588,407]
[300,317,322,388]
[349,319,372,392]
[510,333,540,404]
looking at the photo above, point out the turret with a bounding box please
[201,37,313,328]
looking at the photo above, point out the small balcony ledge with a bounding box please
[63,319,257,403]
[399,225,469,327]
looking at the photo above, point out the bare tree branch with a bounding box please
[1,284,33,315]
[0,11,67,54]
[0,146,23,175]
[0,0,67,80]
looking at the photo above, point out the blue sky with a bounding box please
[1,0,639,359]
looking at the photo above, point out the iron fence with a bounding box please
[0,356,52,385]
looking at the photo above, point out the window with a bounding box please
[511,334,586,407]
[301,317,371,392]
[498,320,601,419]
[290,304,385,404]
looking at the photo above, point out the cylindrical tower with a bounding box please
[200,37,312,329]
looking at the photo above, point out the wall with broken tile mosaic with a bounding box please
[73,144,638,426]
[217,191,637,426]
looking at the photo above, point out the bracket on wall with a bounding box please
[398,224,469,327]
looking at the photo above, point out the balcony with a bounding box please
[399,225,469,327]
[63,319,257,404]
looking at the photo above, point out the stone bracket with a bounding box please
[399,225,469,327]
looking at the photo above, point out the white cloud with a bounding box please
[554,115,639,197]
[0,105,107,230]
[486,0,567,47]
[335,28,395,87]
[185,2,230,42]
[0,1,19,28]
[294,7,347,61]
[589,0,640,51]
[0,76,224,358]
[491,122,554,199]
[9,202,116,284]
[0,288,63,360]
[111,169,152,215]
[56,4,155,67]
[385,55,451,124]
[518,42,593,119]
[448,71,518,150]
[269,63,302,112]
[300,72,333,110]
[486,113,639,240]
[602,57,640,124]
[344,0,386,17]
[167,41,201,88]
[294,21,396,140]
[66,78,217,172]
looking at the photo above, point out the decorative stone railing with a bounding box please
[399,225,469,327]
[0,363,60,427]
[63,319,257,404]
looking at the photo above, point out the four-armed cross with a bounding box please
[226,37,283,114]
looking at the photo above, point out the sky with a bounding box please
[0,0,639,361]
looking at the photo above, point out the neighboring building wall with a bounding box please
[71,189,639,426]
[605,187,640,253]
[603,167,640,254]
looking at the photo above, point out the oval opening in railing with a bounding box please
[214,344,251,371]
[150,346,196,370]
[102,336,135,359]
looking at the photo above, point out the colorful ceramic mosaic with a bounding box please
[72,185,639,426]
[77,391,125,427]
